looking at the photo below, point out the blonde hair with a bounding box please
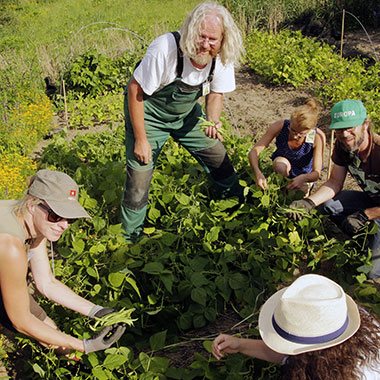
[180,1,244,66]
[290,98,320,131]
[13,175,40,217]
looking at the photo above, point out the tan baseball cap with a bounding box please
[27,169,90,219]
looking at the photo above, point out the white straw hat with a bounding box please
[259,274,360,355]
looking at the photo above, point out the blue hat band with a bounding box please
[272,315,349,345]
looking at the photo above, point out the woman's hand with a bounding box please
[255,171,267,190]
[212,334,241,360]
[286,174,306,191]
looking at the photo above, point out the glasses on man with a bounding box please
[335,127,357,134]
[38,203,77,225]
[198,36,220,47]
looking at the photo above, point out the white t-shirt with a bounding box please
[360,364,380,380]
[281,356,380,379]
[133,32,236,96]
[281,307,380,379]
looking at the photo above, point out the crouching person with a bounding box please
[0,169,125,355]
[289,100,380,280]
[212,274,380,380]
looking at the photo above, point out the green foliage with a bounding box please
[222,0,380,33]
[0,91,54,156]
[6,121,372,379]
[66,92,124,129]
[244,29,380,131]
[245,30,337,87]
[3,1,380,378]
[221,0,335,33]
[63,50,143,98]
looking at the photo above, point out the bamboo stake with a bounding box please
[328,10,345,179]
[62,79,69,129]
[340,9,345,58]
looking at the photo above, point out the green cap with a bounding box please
[27,169,90,219]
[329,100,367,130]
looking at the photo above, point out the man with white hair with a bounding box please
[121,2,245,242]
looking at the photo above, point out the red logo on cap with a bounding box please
[70,190,76,197]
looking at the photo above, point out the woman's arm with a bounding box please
[0,235,84,351]
[29,238,94,316]
[248,120,283,190]
[212,334,284,363]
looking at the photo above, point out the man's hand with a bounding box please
[204,120,224,141]
[341,210,369,235]
[83,324,126,353]
[288,198,316,221]
[134,138,152,164]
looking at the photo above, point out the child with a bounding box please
[212,274,380,380]
[249,99,325,196]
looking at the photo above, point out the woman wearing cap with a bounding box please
[0,169,125,355]
[249,98,326,196]
[212,274,380,379]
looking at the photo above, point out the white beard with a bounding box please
[191,52,213,67]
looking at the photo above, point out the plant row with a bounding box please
[6,122,378,379]
[244,29,380,129]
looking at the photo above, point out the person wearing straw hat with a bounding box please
[0,169,125,355]
[120,2,245,242]
[212,274,380,379]
[288,100,380,280]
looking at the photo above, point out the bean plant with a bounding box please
[6,121,376,379]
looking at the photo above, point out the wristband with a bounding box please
[88,305,103,319]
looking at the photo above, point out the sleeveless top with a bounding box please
[271,120,316,178]
[0,200,32,257]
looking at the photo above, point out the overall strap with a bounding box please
[208,57,216,82]
[171,31,183,78]
[171,31,216,82]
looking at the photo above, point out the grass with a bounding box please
[0,0,200,91]
[221,0,380,33]
[0,0,200,198]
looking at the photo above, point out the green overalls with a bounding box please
[121,32,243,242]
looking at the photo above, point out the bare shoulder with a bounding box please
[316,128,326,138]
[269,119,285,132]
[264,119,285,138]
[0,233,27,264]
[315,128,326,146]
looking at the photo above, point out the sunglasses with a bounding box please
[38,203,77,225]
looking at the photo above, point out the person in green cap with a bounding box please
[120,1,245,242]
[288,99,380,280]
[0,169,125,356]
